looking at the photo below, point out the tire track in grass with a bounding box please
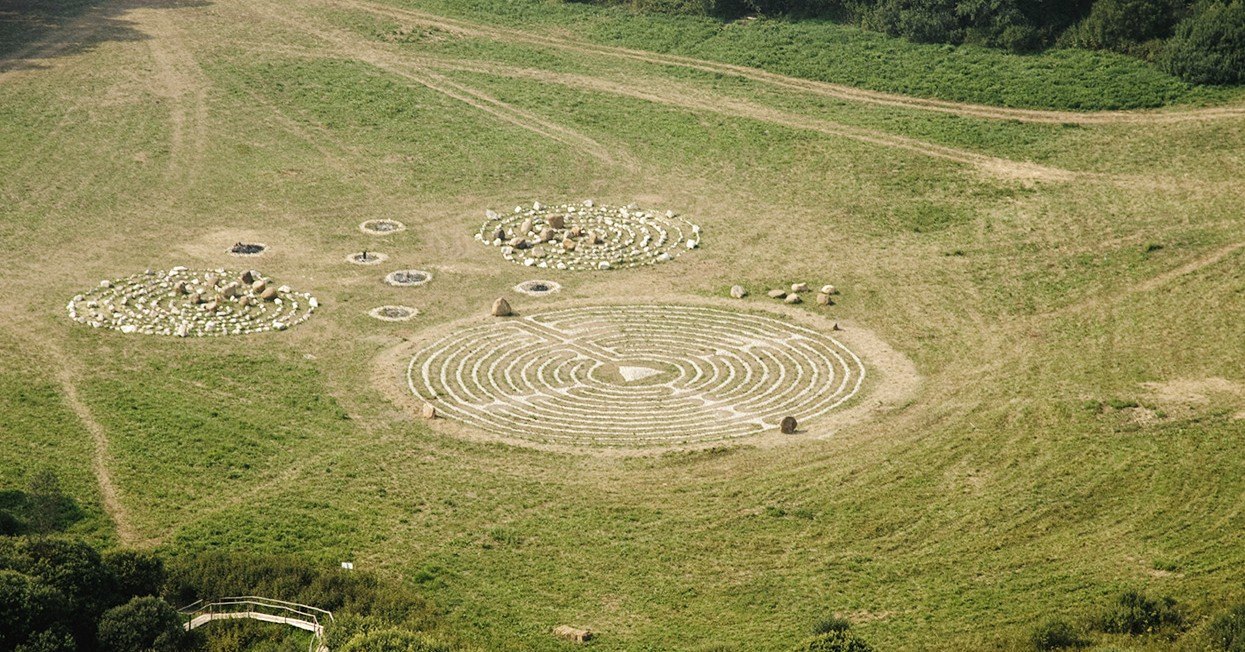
[347,0,1245,126]
[364,52,1079,182]
[260,0,1075,182]
[249,0,633,169]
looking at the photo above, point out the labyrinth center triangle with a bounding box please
[618,365,663,382]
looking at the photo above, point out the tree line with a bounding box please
[580,0,1245,85]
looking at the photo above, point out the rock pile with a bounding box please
[67,268,317,337]
[475,201,701,271]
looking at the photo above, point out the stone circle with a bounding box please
[346,252,388,265]
[475,201,701,271]
[384,269,432,287]
[514,280,562,296]
[406,304,865,446]
[359,219,406,235]
[67,268,317,336]
[228,242,268,256]
[369,305,419,321]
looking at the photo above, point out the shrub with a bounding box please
[1094,590,1183,635]
[812,616,852,634]
[104,550,166,600]
[1063,0,1180,53]
[339,627,453,652]
[96,596,194,652]
[1207,603,1245,651]
[1030,619,1086,650]
[1162,0,1245,84]
[0,570,69,650]
[791,629,874,652]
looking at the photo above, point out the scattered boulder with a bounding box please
[821,284,839,295]
[816,293,833,306]
[260,287,279,301]
[540,227,555,242]
[492,298,513,317]
[552,626,593,644]
[547,214,565,229]
[730,285,748,299]
[241,270,255,284]
[780,416,798,434]
[519,218,533,235]
[492,227,506,242]
[767,289,787,299]
[785,294,802,304]
[562,238,577,251]
[511,237,527,250]
[791,282,809,293]
[421,403,437,419]
[251,279,267,293]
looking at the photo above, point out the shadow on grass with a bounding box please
[0,488,85,535]
[0,0,210,75]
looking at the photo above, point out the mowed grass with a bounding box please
[0,0,1243,649]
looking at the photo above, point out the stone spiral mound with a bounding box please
[67,268,317,336]
[475,201,700,271]
[407,304,865,446]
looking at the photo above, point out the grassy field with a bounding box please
[1,0,1244,649]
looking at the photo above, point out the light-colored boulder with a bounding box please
[492,297,513,317]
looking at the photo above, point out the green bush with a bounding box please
[1162,0,1245,83]
[0,570,70,651]
[96,596,195,652]
[1094,590,1183,635]
[1030,619,1086,650]
[1207,603,1245,651]
[790,629,874,652]
[1063,0,1181,53]
[339,627,452,652]
[812,615,852,634]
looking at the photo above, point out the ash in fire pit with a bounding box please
[514,280,562,296]
[360,219,406,235]
[385,269,432,287]
[228,242,268,256]
[369,305,419,321]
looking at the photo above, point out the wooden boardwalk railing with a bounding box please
[180,596,334,652]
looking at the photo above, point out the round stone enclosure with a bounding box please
[370,305,419,321]
[385,270,432,287]
[514,280,562,296]
[406,304,865,446]
[346,252,388,265]
[67,268,317,337]
[360,219,406,235]
[476,201,701,271]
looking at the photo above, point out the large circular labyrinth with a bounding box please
[407,304,865,446]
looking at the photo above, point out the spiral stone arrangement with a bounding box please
[475,201,701,271]
[67,268,317,336]
[407,304,864,446]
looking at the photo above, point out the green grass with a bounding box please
[0,0,1243,649]
[380,0,1244,110]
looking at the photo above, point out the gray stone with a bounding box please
[780,416,798,434]
[784,294,802,304]
[730,285,748,299]
[767,289,787,299]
